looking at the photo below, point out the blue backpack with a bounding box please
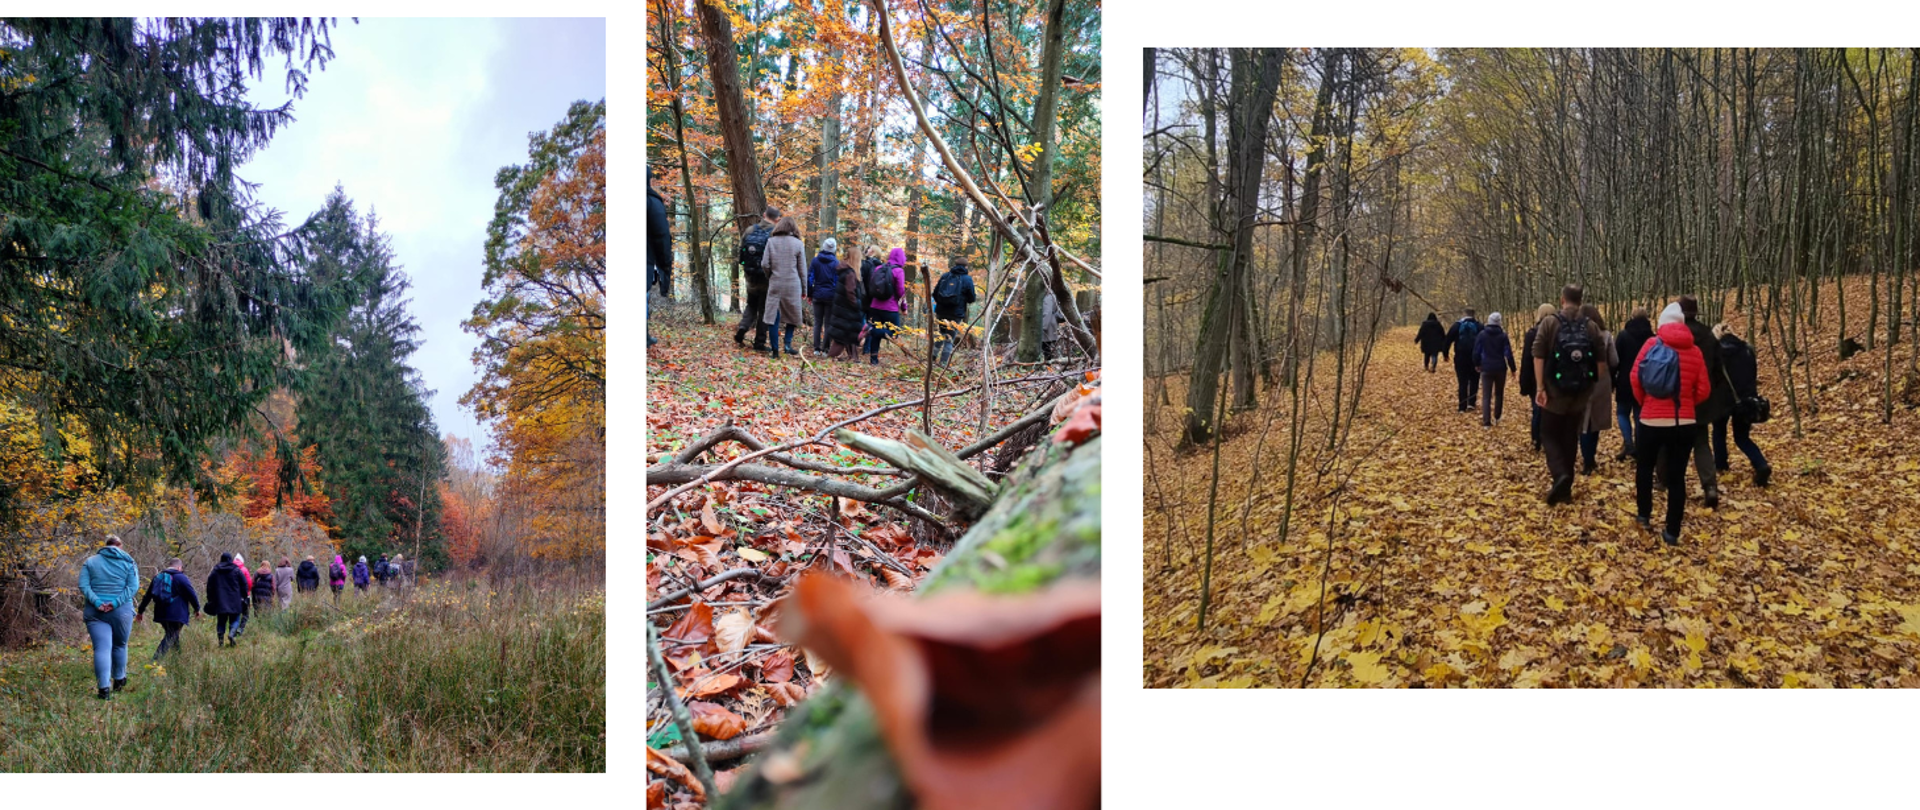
[1638,338,1682,400]
[149,570,174,604]
[1454,318,1481,356]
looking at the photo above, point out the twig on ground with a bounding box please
[648,621,719,798]
[663,732,776,764]
[647,568,767,611]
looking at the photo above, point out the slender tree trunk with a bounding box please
[698,0,768,235]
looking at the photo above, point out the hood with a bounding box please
[1655,320,1696,349]
[951,265,971,276]
[1425,313,1439,322]
[98,546,136,566]
[1482,323,1505,337]
[815,249,837,260]
[888,247,906,267]
[1719,333,1747,351]
[214,560,239,572]
[1623,315,1654,338]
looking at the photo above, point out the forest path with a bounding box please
[1145,319,1920,688]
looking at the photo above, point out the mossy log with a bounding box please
[718,433,1102,810]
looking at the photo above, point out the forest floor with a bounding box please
[1145,278,1920,688]
[0,576,604,770]
[645,313,1082,799]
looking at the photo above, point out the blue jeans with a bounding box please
[864,310,901,359]
[1616,401,1638,451]
[83,602,133,689]
[935,324,960,365]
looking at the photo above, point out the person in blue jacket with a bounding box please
[1475,312,1517,428]
[136,557,201,661]
[78,535,141,700]
[352,556,371,594]
[805,237,841,354]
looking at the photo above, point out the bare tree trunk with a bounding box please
[1016,0,1069,363]
[698,0,767,235]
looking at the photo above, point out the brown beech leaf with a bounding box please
[714,609,755,654]
[646,779,666,807]
[761,649,795,683]
[766,681,808,707]
[776,573,1102,810]
[688,700,749,740]
[662,602,715,647]
[1053,398,1102,446]
[678,670,746,699]
[646,745,705,802]
[701,498,724,534]
[880,567,915,590]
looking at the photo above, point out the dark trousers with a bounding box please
[864,309,901,359]
[1540,407,1583,484]
[1636,423,1698,537]
[1689,426,1721,494]
[1530,402,1542,448]
[154,621,185,659]
[214,613,239,641]
[1712,416,1769,471]
[1455,361,1479,409]
[935,324,961,365]
[811,300,833,351]
[1480,368,1507,425]
[738,288,768,346]
[1424,352,1439,372]
[1579,431,1600,467]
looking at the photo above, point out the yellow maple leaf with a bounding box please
[1347,651,1390,684]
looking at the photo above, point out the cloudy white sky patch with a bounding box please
[241,17,606,450]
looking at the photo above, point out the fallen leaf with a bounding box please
[702,499,724,534]
[1346,651,1390,684]
[715,610,755,654]
[679,671,746,699]
[688,700,749,740]
[646,745,705,802]
[761,649,795,683]
[736,546,771,563]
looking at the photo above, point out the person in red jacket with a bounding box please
[1630,302,1713,546]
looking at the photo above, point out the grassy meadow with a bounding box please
[0,576,604,772]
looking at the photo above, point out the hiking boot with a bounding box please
[112,678,126,692]
[1703,487,1720,509]
[734,328,747,346]
[1581,459,1597,476]
[1635,514,1652,531]
[1615,446,1633,462]
[97,687,111,701]
[1545,476,1573,505]
[1662,530,1680,547]
[1754,464,1773,488]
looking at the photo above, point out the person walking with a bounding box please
[932,260,978,365]
[1039,288,1063,361]
[760,216,807,358]
[1630,302,1713,546]
[230,553,255,638]
[250,563,276,614]
[1712,324,1773,487]
[735,207,779,349]
[1613,307,1655,461]
[204,552,250,648]
[1677,296,1733,508]
[824,264,865,361]
[352,556,371,594]
[1415,312,1448,372]
[373,553,393,588]
[397,554,415,587]
[327,554,348,602]
[864,248,908,365]
[136,557,199,662]
[296,555,321,594]
[806,238,842,354]
[1519,304,1553,452]
[1445,309,1484,412]
[1475,312,1516,428]
[647,168,672,348]
[274,558,295,609]
[1531,285,1608,505]
[78,535,141,699]
[1574,305,1620,475]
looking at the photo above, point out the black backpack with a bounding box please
[933,272,964,310]
[1547,314,1599,395]
[738,224,771,281]
[868,262,898,302]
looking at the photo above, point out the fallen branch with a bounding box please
[648,621,719,799]
[647,568,767,611]
[663,731,776,764]
[646,461,948,527]
[673,423,905,477]
[956,391,1065,460]
[645,373,1080,513]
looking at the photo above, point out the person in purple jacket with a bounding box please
[863,248,908,365]
[1476,312,1517,428]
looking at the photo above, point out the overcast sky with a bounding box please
[240,17,606,451]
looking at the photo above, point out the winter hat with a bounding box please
[823,237,837,253]
[1487,312,1503,328]
[359,556,368,563]
[233,554,244,565]
[1658,302,1685,327]
[220,552,233,563]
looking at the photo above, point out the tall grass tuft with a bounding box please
[0,575,604,772]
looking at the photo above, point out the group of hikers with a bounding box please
[1415,284,1773,546]
[646,171,1068,364]
[76,539,415,701]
